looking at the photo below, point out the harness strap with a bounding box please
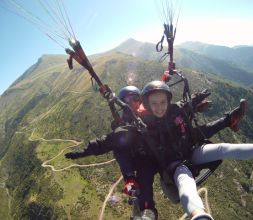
[141,130,167,170]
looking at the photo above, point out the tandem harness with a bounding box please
[139,118,222,204]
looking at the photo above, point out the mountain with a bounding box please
[178,41,253,73]
[174,48,253,86]
[111,39,253,86]
[0,40,253,219]
[110,38,161,61]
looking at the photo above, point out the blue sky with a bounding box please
[0,0,253,95]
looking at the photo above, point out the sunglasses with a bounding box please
[123,95,141,104]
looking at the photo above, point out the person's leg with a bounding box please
[196,99,247,141]
[113,125,141,178]
[135,156,158,219]
[198,116,229,140]
[173,165,204,215]
[135,158,155,210]
[114,148,135,179]
[173,165,214,219]
[191,143,253,165]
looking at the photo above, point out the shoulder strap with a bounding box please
[141,129,167,170]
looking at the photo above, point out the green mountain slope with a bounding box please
[0,45,253,219]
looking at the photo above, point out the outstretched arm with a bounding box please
[65,132,115,159]
[192,99,246,142]
[177,89,212,116]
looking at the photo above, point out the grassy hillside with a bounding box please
[0,50,253,219]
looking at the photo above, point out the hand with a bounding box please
[191,89,211,112]
[191,89,211,106]
[64,152,80,159]
[99,84,112,99]
[111,119,124,130]
[123,179,140,196]
[195,99,212,113]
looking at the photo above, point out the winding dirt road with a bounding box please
[4,91,117,219]
[28,129,117,219]
[27,128,211,220]
[98,176,123,220]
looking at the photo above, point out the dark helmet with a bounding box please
[118,86,141,101]
[141,80,172,108]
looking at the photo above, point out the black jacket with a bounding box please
[140,104,195,166]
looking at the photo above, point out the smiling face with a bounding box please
[148,91,169,118]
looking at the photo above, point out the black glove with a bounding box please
[191,89,211,107]
[191,89,211,112]
[195,99,212,113]
[65,152,82,159]
[111,119,124,130]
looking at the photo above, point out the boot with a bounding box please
[229,99,247,132]
[191,212,214,220]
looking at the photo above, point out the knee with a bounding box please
[216,143,230,155]
[174,165,194,185]
[114,127,138,149]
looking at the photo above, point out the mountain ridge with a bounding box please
[109,38,253,86]
[177,41,253,73]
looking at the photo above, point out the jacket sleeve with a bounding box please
[83,132,115,156]
[80,125,139,157]
[66,132,115,158]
